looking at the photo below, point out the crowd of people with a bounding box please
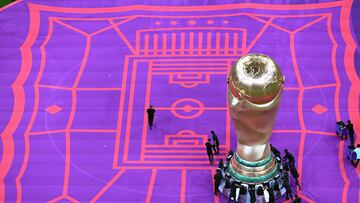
[337,120,360,168]
[208,135,302,203]
[146,106,358,201]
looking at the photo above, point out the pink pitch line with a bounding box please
[140,61,154,161]
[215,32,220,54]
[245,17,274,53]
[171,32,176,55]
[29,1,344,14]
[162,33,167,55]
[109,19,136,53]
[156,107,227,110]
[289,30,307,198]
[341,0,360,187]
[124,160,218,164]
[48,195,80,203]
[115,166,217,170]
[292,15,329,34]
[248,14,291,34]
[90,16,138,36]
[113,56,130,168]
[39,84,123,91]
[153,71,226,75]
[241,29,247,54]
[153,33,159,56]
[145,150,226,156]
[152,67,227,71]
[140,52,241,57]
[180,169,186,203]
[180,32,185,55]
[61,36,92,196]
[29,129,117,135]
[133,58,235,62]
[138,27,246,32]
[13,9,47,203]
[152,63,225,66]
[189,32,194,55]
[52,16,131,21]
[47,195,65,203]
[90,169,126,202]
[145,145,228,149]
[145,169,157,203]
[272,129,336,136]
[102,12,330,21]
[53,18,88,37]
[338,141,350,203]
[284,84,338,91]
[145,155,220,159]
[122,61,138,162]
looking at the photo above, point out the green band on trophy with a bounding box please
[228,164,278,183]
[234,153,273,167]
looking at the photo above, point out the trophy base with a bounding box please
[219,151,287,201]
[228,152,278,184]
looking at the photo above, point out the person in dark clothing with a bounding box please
[347,120,355,147]
[214,169,222,195]
[263,183,274,203]
[218,159,224,170]
[293,194,302,203]
[273,180,280,196]
[267,186,275,203]
[256,186,264,196]
[229,180,237,202]
[226,150,234,161]
[205,139,214,165]
[239,184,247,195]
[211,131,220,154]
[225,177,231,189]
[270,144,281,158]
[248,185,256,203]
[281,178,293,200]
[289,164,301,190]
[283,149,295,165]
[225,150,234,170]
[146,105,156,130]
[283,161,290,174]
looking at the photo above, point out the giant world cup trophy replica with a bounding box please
[227,53,284,185]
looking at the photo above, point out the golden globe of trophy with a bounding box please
[227,53,285,184]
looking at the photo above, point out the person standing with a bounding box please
[270,144,281,159]
[273,180,280,196]
[205,139,214,165]
[248,184,256,203]
[347,120,355,147]
[283,149,295,165]
[281,178,293,201]
[214,169,222,195]
[267,186,275,203]
[218,159,224,170]
[211,130,220,154]
[263,186,270,203]
[146,105,156,130]
[293,194,302,203]
[229,179,237,202]
[290,164,301,190]
[352,144,360,168]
